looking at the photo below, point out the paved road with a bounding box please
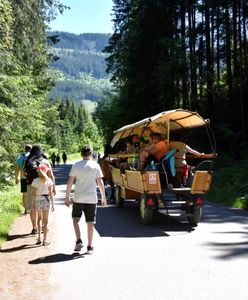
[33,162,248,300]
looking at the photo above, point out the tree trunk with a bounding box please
[205,0,214,117]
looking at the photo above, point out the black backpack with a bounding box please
[24,158,42,184]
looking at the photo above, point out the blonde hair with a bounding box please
[38,169,49,183]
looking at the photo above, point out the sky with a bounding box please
[49,0,114,34]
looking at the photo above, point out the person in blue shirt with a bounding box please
[15,144,32,214]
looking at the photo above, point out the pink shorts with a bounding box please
[177,165,189,177]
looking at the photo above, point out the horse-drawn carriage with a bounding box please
[108,109,216,225]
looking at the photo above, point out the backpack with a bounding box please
[20,152,30,178]
[24,158,43,184]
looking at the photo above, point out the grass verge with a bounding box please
[209,151,248,210]
[0,186,23,247]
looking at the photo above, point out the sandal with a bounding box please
[42,240,50,246]
[36,239,42,245]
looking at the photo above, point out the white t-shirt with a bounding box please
[169,141,189,167]
[69,159,103,204]
[31,177,53,195]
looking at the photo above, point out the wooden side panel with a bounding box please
[125,170,144,193]
[111,167,123,186]
[143,171,161,193]
[190,171,212,194]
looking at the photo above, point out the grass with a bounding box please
[67,152,81,162]
[0,186,23,247]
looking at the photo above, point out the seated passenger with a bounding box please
[118,137,137,172]
[139,132,168,170]
[169,137,204,186]
[132,135,141,152]
[100,144,116,201]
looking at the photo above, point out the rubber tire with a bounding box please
[140,193,154,225]
[115,185,124,208]
[188,204,202,225]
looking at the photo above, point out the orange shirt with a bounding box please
[153,140,168,160]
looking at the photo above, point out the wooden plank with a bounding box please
[111,167,123,186]
[143,171,162,193]
[125,170,144,193]
[190,171,212,194]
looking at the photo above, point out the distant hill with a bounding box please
[48,31,112,104]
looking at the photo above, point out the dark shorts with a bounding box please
[20,178,28,193]
[72,202,97,223]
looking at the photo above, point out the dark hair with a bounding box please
[25,144,46,167]
[152,132,162,140]
[81,145,92,156]
[25,144,32,152]
[126,137,133,145]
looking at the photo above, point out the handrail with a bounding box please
[109,153,137,159]
[186,153,217,159]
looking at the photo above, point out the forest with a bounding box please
[48,31,111,103]
[0,0,248,209]
[93,0,248,208]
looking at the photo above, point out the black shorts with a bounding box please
[20,178,28,193]
[72,202,97,223]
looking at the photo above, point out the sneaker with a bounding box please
[87,245,94,254]
[74,239,83,252]
[31,228,37,234]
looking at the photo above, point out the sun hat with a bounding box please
[39,164,49,173]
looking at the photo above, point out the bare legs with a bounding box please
[30,208,37,231]
[87,223,94,247]
[22,192,27,213]
[37,209,49,244]
[73,218,81,241]
[73,218,94,247]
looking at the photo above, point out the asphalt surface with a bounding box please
[30,162,248,300]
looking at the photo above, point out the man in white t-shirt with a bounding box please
[65,145,107,253]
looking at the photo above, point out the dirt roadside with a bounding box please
[0,209,56,300]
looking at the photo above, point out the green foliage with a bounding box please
[45,99,104,154]
[0,0,66,188]
[0,0,13,51]
[209,151,248,210]
[0,186,22,247]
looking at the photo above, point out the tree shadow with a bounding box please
[202,202,248,224]
[203,226,248,260]
[28,252,85,264]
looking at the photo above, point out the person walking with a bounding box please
[65,145,107,253]
[24,144,55,234]
[15,144,32,214]
[62,152,67,164]
[31,164,55,246]
[56,153,61,166]
[51,152,56,167]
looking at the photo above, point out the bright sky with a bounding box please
[49,0,114,34]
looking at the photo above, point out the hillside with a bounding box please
[48,31,112,104]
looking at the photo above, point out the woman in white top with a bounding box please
[31,164,54,246]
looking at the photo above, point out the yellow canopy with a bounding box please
[110,109,209,147]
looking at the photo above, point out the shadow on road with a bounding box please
[52,163,73,185]
[28,252,85,264]
[95,201,195,238]
[52,163,248,259]
[0,243,42,253]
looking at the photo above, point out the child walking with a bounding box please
[31,164,55,246]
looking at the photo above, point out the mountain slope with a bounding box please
[48,31,111,103]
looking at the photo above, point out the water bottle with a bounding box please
[150,161,157,170]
